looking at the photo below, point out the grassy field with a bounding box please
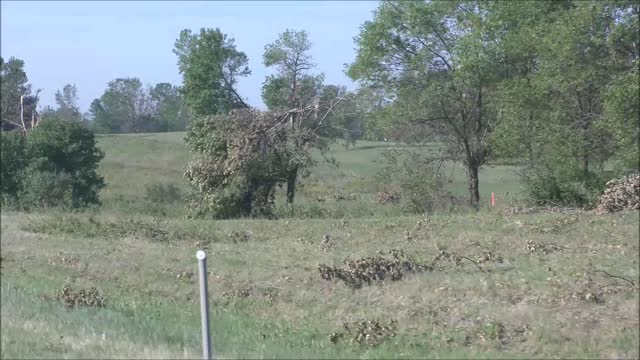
[1,132,638,359]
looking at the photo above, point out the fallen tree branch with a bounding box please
[592,270,636,288]
[458,255,485,273]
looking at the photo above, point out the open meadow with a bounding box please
[1,132,638,359]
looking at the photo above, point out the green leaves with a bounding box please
[174,28,251,117]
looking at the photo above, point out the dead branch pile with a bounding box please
[595,173,640,214]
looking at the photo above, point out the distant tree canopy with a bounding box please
[0,56,40,132]
[174,28,251,117]
[41,83,82,122]
[89,78,191,133]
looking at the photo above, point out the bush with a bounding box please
[376,149,456,214]
[398,167,456,214]
[0,131,27,204]
[18,171,76,209]
[26,120,105,208]
[521,168,607,207]
[1,120,106,209]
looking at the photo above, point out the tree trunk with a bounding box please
[286,165,298,204]
[466,162,480,209]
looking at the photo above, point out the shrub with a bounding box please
[24,120,105,208]
[521,168,607,207]
[398,165,453,214]
[0,130,27,204]
[18,171,76,209]
[376,149,455,214]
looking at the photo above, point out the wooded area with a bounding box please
[1,0,638,213]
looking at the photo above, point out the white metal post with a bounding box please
[196,250,213,359]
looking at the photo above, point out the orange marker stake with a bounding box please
[491,192,495,207]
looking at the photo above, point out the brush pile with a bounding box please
[56,285,106,309]
[595,173,640,214]
[319,249,431,289]
[329,319,398,346]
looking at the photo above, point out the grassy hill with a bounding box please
[1,132,638,359]
[95,132,523,217]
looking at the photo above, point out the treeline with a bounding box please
[88,79,191,133]
[1,0,637,213]
[0,57,190,134]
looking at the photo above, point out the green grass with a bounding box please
[93,132,522,218]
[1,132,638,359]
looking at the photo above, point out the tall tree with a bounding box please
[262,29,323,203]
[348,1,503,208]
[149,82,191,131]
[52,83,81,121]
[0,56,39,132]
[174,28,251,116]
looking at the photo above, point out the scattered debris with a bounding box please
[47,252,80,269]
[320,234,335,252]
[384,223,399,230]
[319,249,431,289]
[55,284,106,309]
[524,240,567,255]
[228,230,251,243]
[527,216,579,234]
[220,283,279,304]
[330,319,398,347]
[221,286,252,300]
[502,207,585,215]
[333,193,357,201]
[474,251,503,264]
[595,173,640,214]
[376,188,400,205]
[176,271,194,280]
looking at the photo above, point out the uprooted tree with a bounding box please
[184,101,341,219]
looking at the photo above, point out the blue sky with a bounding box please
[1,1,380,112]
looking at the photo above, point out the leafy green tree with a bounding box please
[349,1,503,208]
[149,82,191,131]
[90,78,153,133]
[0,56,39,131]
[489,0,638,205]
[23,119,105,208]
[1,119,105,208]
[262,29,327,203]
[174,28,250,116]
